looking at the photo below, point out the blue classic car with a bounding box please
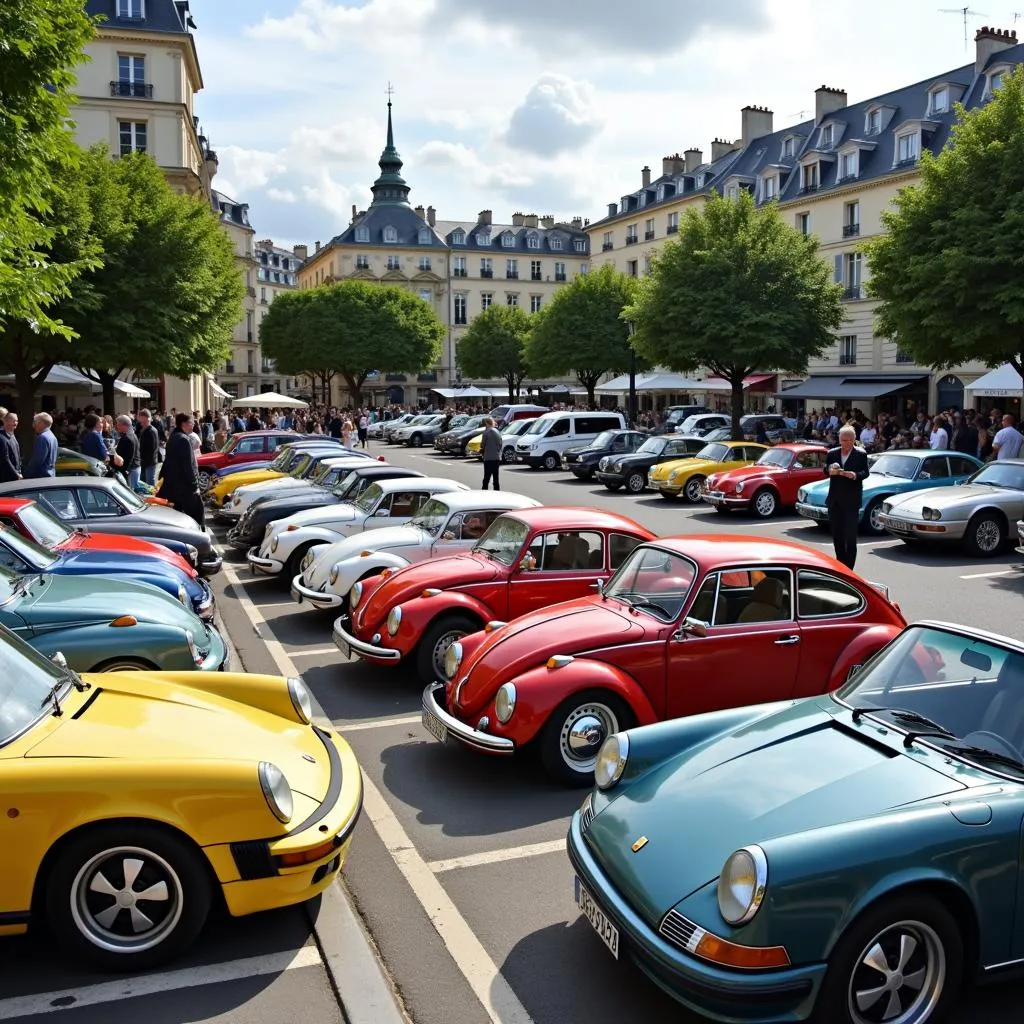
[569,620,1024,1023]
[794,449,983,534]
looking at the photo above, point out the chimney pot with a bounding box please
[815,84,848,122]
[524,213,539,228]
[710,138,737,162]
[316,240,321,253]
[741,104,774,147]
[683,147,703,172]
[478,209,492,225]
[512,212,525,226]
[641,165,652,188]
[293,244,308,262]
[608,202,618,218]
[427,205,436,226]
[661,153,685,176]
[975,24,1018,73]
[541,215,555,229]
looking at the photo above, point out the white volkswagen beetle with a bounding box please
[246,477,469,579]
[289,491,540,611]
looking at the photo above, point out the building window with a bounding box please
[356,255,369,269]
[896,132,919,165]
[866,108,881,135]
[481,292,493,310]
[454,293,467,325]
[476,232,489,246]
[989,70,1005,94]
[257,268,265,281]
[930,86,950,114]
[800,162,819,192]
[580,263,588,275]
[506,293,518,306]
[839,335,857,366]
[574,238,587,252]
[418,256,431,272]
[260,286,266,302]
[843,201,860,237]
[418,228,432,244]
[273,271,280,283]
[626,224,638,244]
[762,175,777,200]
[387,255,400,271]
[820,124,834,149]
[531,259,542,281]
[696,173,705,188]
[781,136,794,158]
[118,120,146,155]
[117,0,143,17]
[418,288,432,303]
[797,211,810,235]
[527,232,540,249]
[502,232,515,247]
[843,252,862,298]
[505,258,518,279]
[725,184,739,200]
[839,151,858,181]
[383,225,398,243]
[626,260,638,278]
[453,256,466,277]
[530,295,542,313]
[644,218,655,240]
[602,231,613,251]
[452,229,465,245]
[667,212,679,234]
[355,226,369,242]
[480,257,493,278]
[549,237,563,250]
[281,258,290,271]
[116,55,145,95]
[554,261,566,282]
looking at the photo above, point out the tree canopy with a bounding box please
[864,66,1024,384]
[456,304,530,401]
[525,264,642,406]
[628,192,843,435]
[260,281,444,404]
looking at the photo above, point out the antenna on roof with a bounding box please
[939,6,987,48]
[788,109,811,120]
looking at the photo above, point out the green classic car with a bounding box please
[569,620,1024,1023]
[56,447,107,477]
[0,564,226,673]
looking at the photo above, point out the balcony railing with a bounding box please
[843,223,860,237]
[839,353,857,365]
[799,183,820,195]
[480,268,493,278]
[625,235,639,245]
[453,268,467,277]
[555,273,567,282]
[260,298,268,304]
[110,80,153,99]
[666,223,679,235]
[225,364,235,374]
[531,272,542,281]
[644,230,655,240]
[454,316,467,325]
[506,271,518,279]
[602,242,614,251]
[356,261,370,270]
[842,285,862,300]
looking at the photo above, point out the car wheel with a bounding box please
[197,471,212,492]
[540,691,631,787]
[415,613,478,684]
[811,893,962,1024]
[285,542,324,581]
[604,482,623,492]
[45,823,211,970]
[410,433,422,448]
[683,476,705,503]
[501,446,516,464]
[863,498,886,535]
[751,488,778,519]
[542,452,560,471]
[93,658,159,672]
[964,512,1004,557]
[625,472,645,494]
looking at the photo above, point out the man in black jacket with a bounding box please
[114,414,141,490]
[0,411,21,483]
[824,425,870,570]
[137,409,160,487]
[156,412,204,527]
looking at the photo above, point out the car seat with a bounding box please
[975,656,1024,751]
[737,578,787,623]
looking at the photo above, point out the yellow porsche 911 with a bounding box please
[647,439,768,502]
[464,432,485,459]
[0,627,362,970]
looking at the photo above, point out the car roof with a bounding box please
[501,506,652,534]
[322,455,382,466]
[372,477,463,492]
[534,409,621,420]
[427,491,539,512]
[349,465,423,478]
[775,442,828,452]
[654,533,864,574]
[0,477,117,492]
[0,497,32,513]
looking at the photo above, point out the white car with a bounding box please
[289,491,540,611]
[380,414,416,441]
[246,476,469,579]
[389,414,444,446]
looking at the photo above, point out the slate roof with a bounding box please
[433,219,589,256]
[85,0,191,34]
[212,190,251,229]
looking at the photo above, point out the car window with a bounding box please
[795,450,825,469]
[25,488,80,520]
[388,490,431,518]
[743,446,764,461]
[522,531,604,571]
[610,434,630,451]
[236,437,264,454]
[444,510,500,541]
[797,569,865,618]
[609,532,642,570]
[665,440,690,456]
[728,447,747,461]
[694,568,792,625]
[78,487,125,517]
[605,546,696,622]
[545,418,570,438]
[267,436,289,450]
[921,456,949,479]
[0,543,28,572]
[948,456,979,476]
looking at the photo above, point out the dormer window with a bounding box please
[383,225,398,243]
[988,67,1008,96]
[476,231,489,246]
[656,184,666,201]
[839,150,858,181]
[355,226,370,242]
[866,108,882,136]
[820,124,834,149]
[761,174,778,201]
[526,232,540,249]
[695,173,705,188]
[418,228,432,245]
[800,162,820,192]
[118,0,144,17]
[781,136,794,159]
[929,86,950,115]
[725,184,739,200]
[501,233,515,247]
[896,131,919,165]
[574,239,587,253]
[452,229,465,245]
[639,192,647,207]
[549,237,563,250]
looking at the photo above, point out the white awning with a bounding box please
[230,391,309,409]
[108,379,150,398]
[964,363,1024,398]
[207,377,230,399]
[596,372,706,393]
[430,386,493,398]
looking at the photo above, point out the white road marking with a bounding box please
[960,569,1014,579]
[0,946,322,1018]
[253,600,303,609]
[342,714,422,732]
[428,840,565,874]
[291,646,344,657]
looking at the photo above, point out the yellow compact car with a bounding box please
[464,432,485,459]
[647,439,768,502]
[0,627,362,970]
[205,447,313,508]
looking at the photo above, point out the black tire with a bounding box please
[93,658,159,672]
[625,471,646,494]
[415,613,478,684]
[683,476,705,503]
[197,470,212,492]
[964,511,1004,558]
[285,541,323,582]
[45,822,212,971]
[811,892,962,1024]
[862,498,886,536]
[750,487,778,519]
[501,446,516,464]
[604,482,623,492]
[539,691,632,787]
[542,452,560,471]
[410,433,422,448]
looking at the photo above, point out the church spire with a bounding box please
[371,85,409,206]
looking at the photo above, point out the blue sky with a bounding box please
[187,0,1014,248]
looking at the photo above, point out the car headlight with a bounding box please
[350,581,363,608]
[797,488,807,503]
[271,535,279,553]
[177,583,189,606]
[612,462,623,472]
[329,563,340,585]
[495,682,516,723]
[258,761,294,823]
[185,629,201,665]
[735,481,745,494]
[717,846,768,926]
[287,676,313,724]
[185,544,199,564]
[444,641,463,680]
[387,605,402,636]
[923,507,942,521]
[594,733,629,790]
[233,495,242,505]
[882,502,892,514]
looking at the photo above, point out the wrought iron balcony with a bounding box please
[625,235,639,245]
[555,273,567,282]
[531,272,542,281]
[453,268,467,277]
[644,230,655,240]
[110,80,153,99]
[506,271,518,279]
[839,353,857,365]
[480,268,493,278]
[842,223,860,237]
[666,223,679,235]
[842,285,862,300]
[602,242,614,251]
[799,183,820,195]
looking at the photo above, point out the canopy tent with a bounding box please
[107,379,150,398]
[964,363,1024,398]
[596,371,705,393]
[699,374,777,393]
[0,365,149,397]
[207,377,230,400]
[776,374,926,400]
[430,385,493,399]
[229,391,309,409]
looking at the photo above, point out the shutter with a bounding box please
[834,255,844,283]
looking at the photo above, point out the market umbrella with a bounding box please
[229,392,308,409]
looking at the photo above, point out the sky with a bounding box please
[190,0,1019,248]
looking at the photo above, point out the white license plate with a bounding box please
[422,707,448,744]
[887,518,911,533]
[709,490,723,499]
[335,635,351,658]
[575,876,619,959]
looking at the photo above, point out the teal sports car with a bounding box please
[794,449,983,534]
[569,620,1024,1023]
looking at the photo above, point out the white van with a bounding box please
[514,411,626,470]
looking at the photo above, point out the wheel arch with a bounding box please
[968,504,1009,531]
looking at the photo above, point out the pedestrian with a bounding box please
[0,411,21,483]
[137,409,160,487]
[824,424,869,571]
[114,413,142,491]
[480,417,502,490]
[156,412,205,528]
[992,413,1023,460]
[358,411,369,448]
[24,412,58,479]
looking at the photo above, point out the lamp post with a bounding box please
[626,321,638,428]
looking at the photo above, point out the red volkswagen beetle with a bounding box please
[334,507,655,683]
[421,535,906,785]
[701,442,829,518]
[196,429,304,491]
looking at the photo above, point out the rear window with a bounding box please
[575,415,621,434]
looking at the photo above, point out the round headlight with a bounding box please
[185,628,201,665]
[271,536,279,553]
[386,605,402,636]
[735,481,745,494]
[233,495,242,505]
[717,846,768,926]
[258,762,294,823]
[797,488,807,503]
[185,544,199,564]
[444,641,463,681]
[177,583,189,606]
[350,581,363,608]
[594,733,629,791]
[287,676,313,724]
[923,507,942,521]
[329,564,340,585]
[495,683,517,723]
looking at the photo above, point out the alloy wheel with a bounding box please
[501,447,516,464]
[626,472,645,494]
[684,477,704,503]
[974,518,1002,553]
[753,489,777,518]
[198,471,212,492]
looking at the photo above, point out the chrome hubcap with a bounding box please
[685,479,702,501]
[869,506,884,532]
[847,921,945,1024]
[198,472,211,490]
[975,520,1001,552]
[501,448,514,463]
[71,846,183,953]
[559,702,619,773]
[432,631,465,678]
[627,474,644,493]
[755,491,776,516]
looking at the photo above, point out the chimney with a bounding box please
[815,85,848,123]
[293,244,308,262]
[478,209,492,225]
[511,212,525,226]
[571,216,582,228]
[661,153,684,176]
[641,165,651,188]
[315,240,321,253]
[741,105,774,147]
[427,205,436,226]
[522,213,538,228]
[607,202,618,218]
[414,204,425,219]
[710,138,735,162]
[976,26,1018,74]
[683,147,703,172]
[351,204,357,224]
[540,215,555,228]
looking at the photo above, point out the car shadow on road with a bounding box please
[868,543,1022,570]
[302,659,423,722]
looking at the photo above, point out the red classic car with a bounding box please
[0,497,197,576]
[421,535,906,785]
[196,429,304,490]
[700,442,828,518]
[333,507,656,684]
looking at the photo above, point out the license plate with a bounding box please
[709,490,723,499]
[422,707,448,744]
[574,877,619,959]
[803,506,825,520]
[887,518,911,533]
[335,634,351,658]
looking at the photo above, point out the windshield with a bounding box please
[19,503,73,548]
[407,416,431,426]
[332,470,360,497]
[837,625,1024,779]
[696,443,729,462]
[268,449,292,471]
[664,409,688,425]
[109,480,145,511]
[591,431,618,448]
[604,546,697,622]
[637,437,668,455]
[354,483,384,513]
[704,427,731,442]
[474,515,529,565]
[524,417,552,436]
[506,419,534,437]
[756,448,793,469]
[411,498,451,536]
[450,415,469,427]
[459,416,487,431]
[870,454,919,480]
[288,454,312,478]
[969,461,1024,490]
[0,625,73,746]
[0,525,58,569]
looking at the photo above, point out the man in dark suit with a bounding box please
[156,412,204,528]
[824,424,870,570]
[24,412,57,479]
[0,411,21,483]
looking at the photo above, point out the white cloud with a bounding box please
[215,146,289,191]
[416,141,534,191]
[505,75,604,156]
[267,188,298,203]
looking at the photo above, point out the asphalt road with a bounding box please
[4,439,1023,1024]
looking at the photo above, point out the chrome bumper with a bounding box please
[421,683,515,753]
[795,501,829,522]
[332,616,401,660]
[291,574,343,609]
[700,492,748,506]
[246,547,283,574]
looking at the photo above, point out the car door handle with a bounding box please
[773,635,800,646]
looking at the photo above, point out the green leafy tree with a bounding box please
[864,66,1024,384]
[525,264,642,406]
[456,304,530,401]
[628,192,843,437]
[261,281,444,405]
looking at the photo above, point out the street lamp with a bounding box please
[625,321,638,427]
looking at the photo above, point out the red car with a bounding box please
[421,535,906,785]
[701,442,829,518]
[196,430,302,490]
[0,497,197,577]
[333,507,656,684]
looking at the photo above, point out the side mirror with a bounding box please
[519,555,537,572]
[52,651,68,669]
[589,578,605,593]
[673,617,709,641]
[373,508,391,517]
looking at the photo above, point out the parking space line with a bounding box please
[960,569,1014,579]
[0,946,321,1018]
[428,840,565,874]
[342,714,422,732]
[291,646,344,657]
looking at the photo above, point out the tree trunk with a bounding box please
[505,375,515,402]
[98,371,117,416]
[731,380,745,440]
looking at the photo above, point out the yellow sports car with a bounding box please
[205,447,313,508]
[647,439,768,502]
[0,627,362,970]
[464,432,485,459]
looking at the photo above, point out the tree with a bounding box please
[456,304,530,400]
[864,66,1024,385]
[261,281,444,405]
[525,264,642,406]
[627,192,843,437]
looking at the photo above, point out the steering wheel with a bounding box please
[959,730,1024,761]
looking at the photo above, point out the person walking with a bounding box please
[824,424,869,570]
[137,409,160,487]
[156,412,205,528]
[0,411,21,483]
[24,412,57,479]
[114,414,142,491]
[358,411,369,448]
[992,413,1023,460]
[480,417,502,490]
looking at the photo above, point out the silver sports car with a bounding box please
[878,457,1024,556]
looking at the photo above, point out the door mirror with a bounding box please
[519,553,537,572]
[674,617,709,641]
[373,508,391,517]
[52,651,68,669]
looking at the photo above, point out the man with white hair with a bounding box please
[114,413,142,491]
[24,412,57,479]
[823,424,869,570]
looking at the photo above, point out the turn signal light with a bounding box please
[287,524,298,531]
[277,839,336,868]
[694,932,790,970]
[110,615,138,627]
[421,588,441,598]
[380,569,394,578]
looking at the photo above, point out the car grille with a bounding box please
[580,801,595,831]
[230,839,277,880]
[659,909,704,953]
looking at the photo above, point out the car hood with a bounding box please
[273,504,360,533]
[217,469,282,491]
[50,548,193,582]
[72,531,195,574]
[111,503,205,536]
[887,483,1000,514]
[237,476,305,498]
[798,477,831,504]
[649,456,711,478]
[305,525,427,587]
[708,464,784,486]
[250,490,339,517]
[586,699,966,924]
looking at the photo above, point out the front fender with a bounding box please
[333,552,411,595]
[28,624,196,672]
[828,625,904,690]
[276,526,342,556]
[390,592,493,656]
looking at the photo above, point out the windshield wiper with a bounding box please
[938,742,1024,773]
[626,595,674,617]
[39,679,69,717]
[849,705,954,739]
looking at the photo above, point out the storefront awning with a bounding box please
[777,375,927,400]
[431,386,493,399]
[109,379,150,398]
[596,372,705,393]
[964,363,1023,398]
[208,378,230,400]
[701,373,778,392]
